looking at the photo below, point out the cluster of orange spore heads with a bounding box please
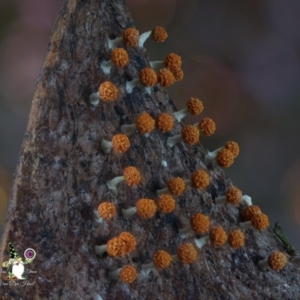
[97,231,136,258]
[136,112,155,134]
[110,48,129,67]
[111,134,130,153]
[167,177,186,196]
[206,141,240,168]
[190,213,210,234]
[92,24,286,287]
[136,198,157,219]
[99,81,118,101]
[156,194,176,214]
[155,113,174,133]
[123,166,141,187]
[97,202,116,221]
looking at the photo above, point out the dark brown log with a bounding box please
[0,0,299,299]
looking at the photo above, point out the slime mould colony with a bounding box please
[90,26,289,284]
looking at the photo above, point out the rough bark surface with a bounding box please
[0,0,299,299]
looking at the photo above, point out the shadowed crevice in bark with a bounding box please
[0,0,299,299]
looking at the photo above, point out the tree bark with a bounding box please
[0,0,299,299]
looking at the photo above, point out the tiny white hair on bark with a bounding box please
[138,31,152,48]
[100,60,113,74]
[173,108,188,122]
[194,236,209,249]
[167,134,182,147]
[101,139,112,154]
[89,92,99,105]
[107,176,125,190]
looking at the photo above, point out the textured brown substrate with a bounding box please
[0,0,299,299]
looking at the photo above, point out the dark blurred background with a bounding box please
[0,0,299,249]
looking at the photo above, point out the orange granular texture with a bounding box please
[251,213,269,230]
[122,28,139,46]
[110,48,129,67]
[224,141,239,158]
[156,194,176,213]
[209,226,227,246]
[119,265,137,283]
[172,68,184,81]
[123,166,141,186]
[226,186,242,205]
[186,98,204,115]
[118,232,136,253]
[99,81,118,101]
[199,118,216,136]
[155,113,174,133]
[268,251,287,271]
[139,67,157,86]
[167,177,185,196]
[136,112,155,134]
[181,125,199,145]
[106,237,126,257]
[191,169,210,189]
[164,53,182,73]
[228,229,245,249]
[97,202,116,220]
[111,134,130,153]
[216,148,234,168]
[153,250,172,268]
[242,205,261,221]
[136,199,157,219]
[151,26,168,42]
[190,213,210,234]
[157,68,175,87]
[177,243,197,264]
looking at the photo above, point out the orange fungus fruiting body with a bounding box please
[106,237,126,257]
[191,169,210,189]
[153,250,172,268]
[186,98,204,115]
[123,28,139,46]
[242,205,261,221]
[210,227,227,246]
[157,68,175,87]
[156,194,176,213]
[99,81,118,101]
[123,166,141,186]
[119,265,137,283]
[139,68,157,87]
[181,125,199,145]
[199,118,216,136]
[136,199,157,219]
[226,186,242,205]
[224,141,240,158]
[136,112,155,134]
[251,213,269,230]
[156,113,174,133]
[118,232,136,253]
[216,148,234,168]
[177,243,197,264]
[151,26,168,42]
[190,213,210,234]
[97,202,116,220]
[111,134,130,153]
[167,177,185,195]
[268,251,287,271]
[164,53,182,73]
[110,48,129,67]
[172,68,184,81]
[228,229,245,249]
